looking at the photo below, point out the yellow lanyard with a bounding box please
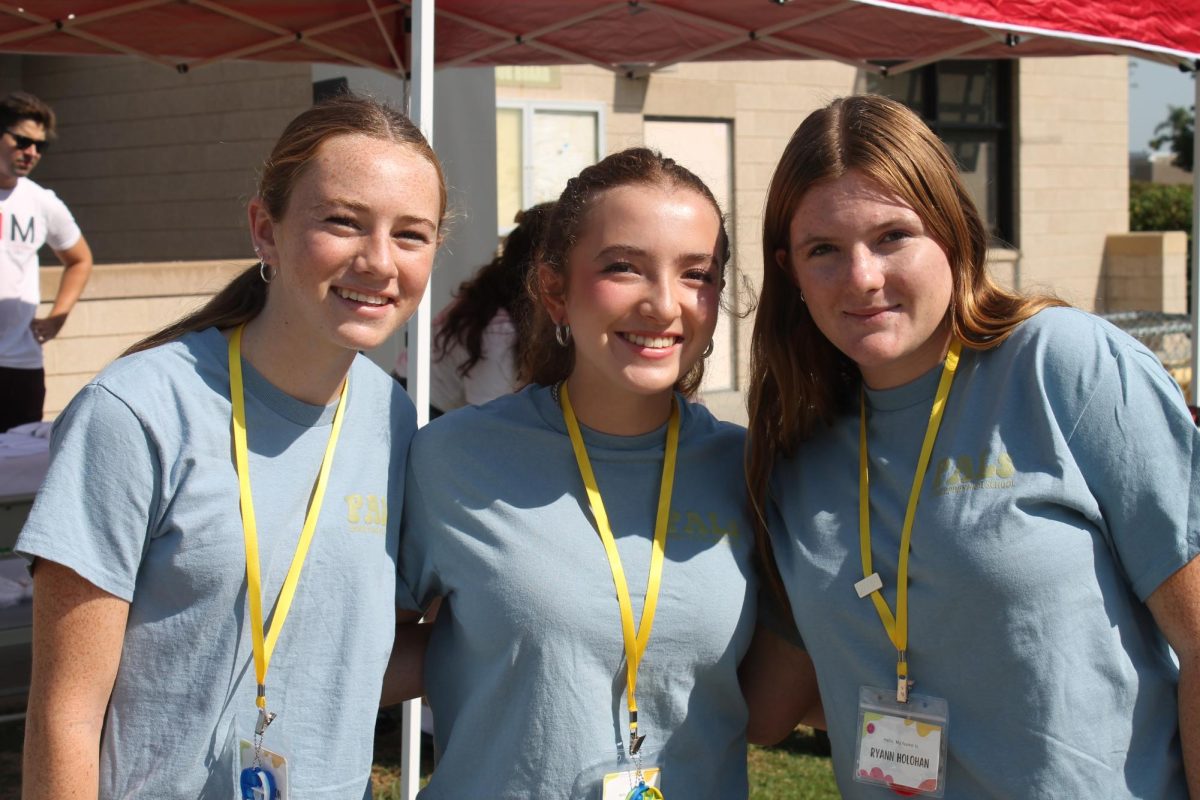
[228,323,349,735]
[560,383,680,756]
[858,338,961,703]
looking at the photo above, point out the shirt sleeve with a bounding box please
[1064,336,1200,602]
[15,384,160,601]
[40,188,82,252]
[396,431,444,613]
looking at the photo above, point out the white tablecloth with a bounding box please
[0,431,49,502]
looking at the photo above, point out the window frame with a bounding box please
[495,99,606,235]
[869,60,1015,246]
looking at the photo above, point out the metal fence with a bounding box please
[1100,311,1194,403]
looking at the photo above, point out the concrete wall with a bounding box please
[1016,56,1129,307]
[1102,231,1188,313]
[38,261,245,417]
[23,55,312,263]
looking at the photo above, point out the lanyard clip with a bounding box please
[896,650,910,704]
[256,706,276,736]
[255,685,276,736]
[629,711,645,756]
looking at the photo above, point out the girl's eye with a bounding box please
[685,268,716,284]
[882,229,913,244]
[326,215,357,228]
[396,229,431,243]
[603,261,635,274]
[807,243,834,258]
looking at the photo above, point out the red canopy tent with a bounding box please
[5,1,1199,795]
[5,0,1199,388]
[2,1,1197,72]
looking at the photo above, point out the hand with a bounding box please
[29,314,66,344]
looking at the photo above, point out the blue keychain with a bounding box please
[240,766,278,800]
[625,782,665,800]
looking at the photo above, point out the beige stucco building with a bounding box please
[4,52,1175,420]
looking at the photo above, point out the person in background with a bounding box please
[400,148,763,798]
[394,201,552,417]
[18,95,444,799]
[0,91,93,432]
[741,94,1199,798]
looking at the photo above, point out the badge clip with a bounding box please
[896,651,911,704]
[256,707,277,736]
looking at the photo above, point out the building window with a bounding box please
[866,61,1014,245]
[496,101,603,234]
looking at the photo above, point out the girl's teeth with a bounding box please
[339,289,387,305]
[625,333,675,348]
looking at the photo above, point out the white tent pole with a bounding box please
[1191,69,1199,403]
[401,3,434,798]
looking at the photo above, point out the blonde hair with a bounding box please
[747,95,1064,597]
[126,95,446,356]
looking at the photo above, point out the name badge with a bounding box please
[854,687,948,797]
[238,739,290,800]
[602,767,662,800]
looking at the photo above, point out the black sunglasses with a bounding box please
[5,130,48,154]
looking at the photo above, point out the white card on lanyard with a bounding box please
[854,687,949,797]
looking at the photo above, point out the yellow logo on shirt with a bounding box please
[668,510,741,540]
[345,493,387,533]
[935,451,1016,494]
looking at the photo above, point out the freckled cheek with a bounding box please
[396,250,436,291]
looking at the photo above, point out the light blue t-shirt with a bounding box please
[17,327,414,799]
[399,385,757,799]
[768,308,1197,798]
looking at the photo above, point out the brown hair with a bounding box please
[437,202,553,381]
[0,92,56,138]
[747,94,1065,597]
[125,94,447,356]
[523,147,730,396]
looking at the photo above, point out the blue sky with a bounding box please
[1129,57,1195,154]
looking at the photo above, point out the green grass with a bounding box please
[749,728,838,799]
[371,723,838,799]
[0,716,836,799]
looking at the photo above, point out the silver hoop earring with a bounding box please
[799,290,806,303]
[701,340,714,358]
[259,260,276,284]
[554,323,571,347]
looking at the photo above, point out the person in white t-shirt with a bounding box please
[394,202,551,417]
[0,92,93,432]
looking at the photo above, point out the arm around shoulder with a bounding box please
[1146,556,1200,798]
[380,605,436,707]
[740,625,824,745]
[23,558,129,800]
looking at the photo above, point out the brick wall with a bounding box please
[22,55,312,264]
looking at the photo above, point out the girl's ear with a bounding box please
[247,197,279,266]
[538,263,567,324]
